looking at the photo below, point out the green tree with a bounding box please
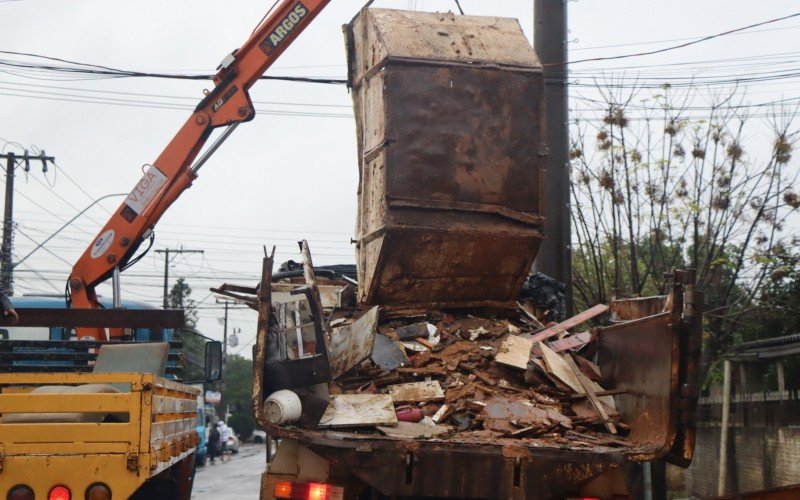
[211,354,256,439]
[168,278,205,381]
[169,278,198,329]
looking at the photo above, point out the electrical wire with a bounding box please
[566,11,800,66]
[0,51,347,84]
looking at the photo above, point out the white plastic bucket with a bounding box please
[264,389,302,425]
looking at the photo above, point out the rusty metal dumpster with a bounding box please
[347,8,548,308]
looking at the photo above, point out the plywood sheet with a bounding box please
[387,380,444,404]
[539,342,616,410]
[495,335,534,370]
[318,394,397,428]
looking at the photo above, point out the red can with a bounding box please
[395,405,424,423]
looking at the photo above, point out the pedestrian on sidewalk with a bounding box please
[208,423,221,465]
[218,421,231,462]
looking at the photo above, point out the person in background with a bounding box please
[1,292,18,324]
[218,420,231,462]
[208,422,221,465]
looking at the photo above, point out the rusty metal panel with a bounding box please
[348,8,547,308]
[597,312,677,458]
[609,295,667,322]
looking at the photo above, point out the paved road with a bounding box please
[193,444,266,499]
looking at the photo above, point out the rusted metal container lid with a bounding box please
[360,8,541,69]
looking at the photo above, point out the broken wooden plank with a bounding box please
[458,362,496,386]
[538,342,584,393]
[431,404,450,424]
[494,335,534,370]
[573,353,602,382]
[415,337,436,350]
[524,304,609,343]
[569,388,629,400]
[571,399,619,420]
[395,367,447,377]
[541,331,593,354]
[538,343,616,410]
[376,421,450,439]
[517,301,546,329]
[388,380,445,404]
[563,353,617,434]
[318,394,397,428]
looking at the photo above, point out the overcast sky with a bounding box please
[2,0,798,356]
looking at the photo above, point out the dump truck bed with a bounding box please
[253,267,702,498]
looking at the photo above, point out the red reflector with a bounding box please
[274,481,293,499]
[49,485,71,500]
[272,481,343,500]
[307,483,328,500]
[8,484,35,500]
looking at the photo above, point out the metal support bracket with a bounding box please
[127,446,140,472]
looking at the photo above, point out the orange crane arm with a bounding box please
[68,0,331,339]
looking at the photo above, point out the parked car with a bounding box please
[226,427,239,454]
[251,429,266,444]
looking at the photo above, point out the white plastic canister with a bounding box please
[263,389,302,425]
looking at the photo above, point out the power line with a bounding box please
[0,50,347,84]
[566,11,800,66]
[0,80,351,108]
[572,23,800,52]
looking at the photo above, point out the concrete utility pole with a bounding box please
[1,153,16,296]
[533,0,573,314]
[1,150,55,296]
[155,248,204,309]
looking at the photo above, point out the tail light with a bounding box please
[273,481,344,500]
[48,485,71,500]
[85,483,112,500]
[7,484,35,500]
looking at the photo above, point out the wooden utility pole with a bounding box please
[533,0,573,314]
[155,248,204,309]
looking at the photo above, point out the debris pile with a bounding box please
[274,297,631,448]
